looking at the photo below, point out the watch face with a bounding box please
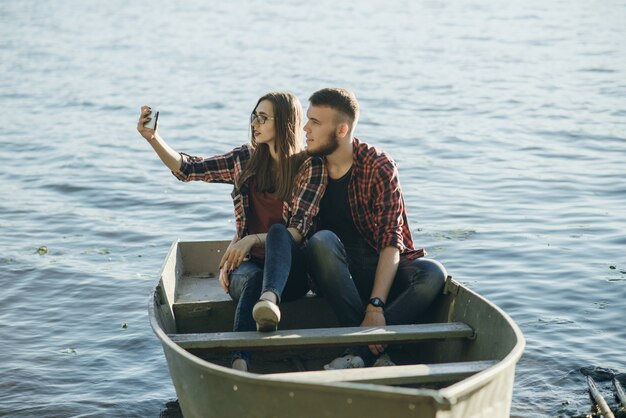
[370,298,384,308]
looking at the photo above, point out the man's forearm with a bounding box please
[361,246,400,353]
[370,246,400,303]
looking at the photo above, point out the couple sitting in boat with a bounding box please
[137,87,447,372]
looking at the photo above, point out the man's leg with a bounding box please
[384,257,447,325]
[305,230,364,327]
[341,256,446,367]
[307,231,386,368]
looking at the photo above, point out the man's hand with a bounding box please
[361,308,387,355]
[137,105,157,141]
[219,235,257,273]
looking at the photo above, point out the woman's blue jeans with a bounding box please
[227,224,309,363]
[305,230,447,365]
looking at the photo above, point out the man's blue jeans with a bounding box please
[305,230,447,364]
[228,224,309,363]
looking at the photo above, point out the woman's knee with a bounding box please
[228,266,263,301]
[266,224,292,251]
[267,223,288,238]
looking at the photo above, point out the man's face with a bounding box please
[304,105,341,157]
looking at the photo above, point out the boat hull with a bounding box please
[149,240,524,418]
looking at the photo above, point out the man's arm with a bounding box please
[369,245,400,305]
[361,155,405,354]
[287,157,327,238]
[361,245,400,355]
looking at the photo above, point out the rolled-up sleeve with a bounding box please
[287,157,327,238]
[172,145,251,184]
[372,160,406,252]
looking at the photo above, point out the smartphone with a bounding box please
[144,110,159,130]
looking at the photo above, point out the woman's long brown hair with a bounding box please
[239,92,306,201]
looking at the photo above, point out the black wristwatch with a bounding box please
[368,297,386,310]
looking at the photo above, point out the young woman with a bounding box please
[137,92,326,371]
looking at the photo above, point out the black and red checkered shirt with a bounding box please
[348,138,424,258]
[173,144,326,241]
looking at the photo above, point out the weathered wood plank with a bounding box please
[264,360,498,385]
[587,376,616,418]
[168,322,474,350]
[614,377,626,410]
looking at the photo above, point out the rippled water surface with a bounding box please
[1,1,625,417]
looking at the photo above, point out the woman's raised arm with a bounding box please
[137,105,182,172]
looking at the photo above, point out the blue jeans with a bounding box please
[305,230,447,365]
[227,224,309,363]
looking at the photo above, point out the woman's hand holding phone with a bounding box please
[137,105,159,141]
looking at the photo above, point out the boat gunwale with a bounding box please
[438,280,526,402]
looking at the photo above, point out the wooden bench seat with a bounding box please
[168,322,475,350]
[263,360,498,385]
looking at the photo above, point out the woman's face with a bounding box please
[251,99,276,147]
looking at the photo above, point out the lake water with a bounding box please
[1,1,625,417]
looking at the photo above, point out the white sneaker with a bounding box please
[231,358,248,372]
[323,354,365,370]
[373,352,396,367]
[252,299,281,332]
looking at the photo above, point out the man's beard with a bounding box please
[306,133,340,157]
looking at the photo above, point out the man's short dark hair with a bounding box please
[309,88,360,126]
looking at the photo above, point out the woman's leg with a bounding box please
[228,260,264,366]
[253,224,309,331]
[261,223,308,302]
[229,261,264,331]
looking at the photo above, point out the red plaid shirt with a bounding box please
[348,138,424,258]
[173,144,327,241]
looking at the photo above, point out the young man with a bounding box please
[304,88,447,369]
